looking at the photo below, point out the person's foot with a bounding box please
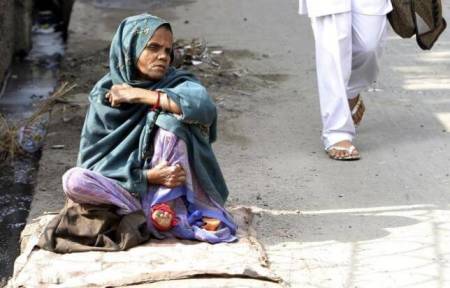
[326,140,360,160]
[349,95,365,126]
[151,203,178,231]
[202,217,221,231]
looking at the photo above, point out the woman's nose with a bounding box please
[158,51,169,60]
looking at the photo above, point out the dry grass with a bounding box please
[0,113,16,161]
[0,82,76,161]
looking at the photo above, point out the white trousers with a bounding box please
[310,12,388,149]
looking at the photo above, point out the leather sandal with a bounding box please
[350,95,365,126]
[326,144,361,161]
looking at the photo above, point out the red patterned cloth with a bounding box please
[151,203,178,231]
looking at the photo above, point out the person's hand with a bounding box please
[147,161,186,188]
[105,83,137,107]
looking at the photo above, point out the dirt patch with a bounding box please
[60,46,110,95]
[224,49,259,60]
[93,0,196,10]
[252,73,290,83]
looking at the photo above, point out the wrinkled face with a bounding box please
[136,26,173,81]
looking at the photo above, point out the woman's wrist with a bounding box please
[147,168,157,184]
[135,89,161,107]
[133,89,180,114]
[131,88,150,105]
[152,90,161,110]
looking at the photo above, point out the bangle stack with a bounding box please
[152,90,161,111]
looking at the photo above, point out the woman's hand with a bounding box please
[105,84,182,114]
[147,161,186,188]
[105,83,137,107]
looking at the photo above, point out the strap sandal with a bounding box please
[326,144,361,161]
[350,95,365,126]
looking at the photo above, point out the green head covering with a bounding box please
[109,13,172,85]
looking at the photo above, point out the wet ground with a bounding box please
[0,13,64,282]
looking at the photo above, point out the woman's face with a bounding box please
[136,26,173,81]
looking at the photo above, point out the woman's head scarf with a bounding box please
[109,13,172,85]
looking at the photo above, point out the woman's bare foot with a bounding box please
[151,203,178,231]
[202,217,221,231]
[326,140,360,160]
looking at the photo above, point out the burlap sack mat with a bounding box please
[8,206,283,288]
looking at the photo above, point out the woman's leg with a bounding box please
[347,13,388,99]
[143,128,237,243]
[310,12,355,150]
[143,128,191,231]
[62,167,141,215]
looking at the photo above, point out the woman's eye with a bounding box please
[147,45,159,51]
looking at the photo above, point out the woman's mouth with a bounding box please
[153,64,166,70]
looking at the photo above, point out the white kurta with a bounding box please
[299,0,392,17]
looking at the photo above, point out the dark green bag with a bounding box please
[388,0,447,50]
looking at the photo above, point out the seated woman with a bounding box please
[62,14,236,244]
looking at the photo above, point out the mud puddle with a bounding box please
[0,12,64,283]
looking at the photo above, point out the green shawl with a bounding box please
[77,14,228,205]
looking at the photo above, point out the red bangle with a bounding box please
[152,90,161,111]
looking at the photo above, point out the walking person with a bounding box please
[299,0,392,160]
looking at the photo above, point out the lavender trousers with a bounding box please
[63,128,237,244]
